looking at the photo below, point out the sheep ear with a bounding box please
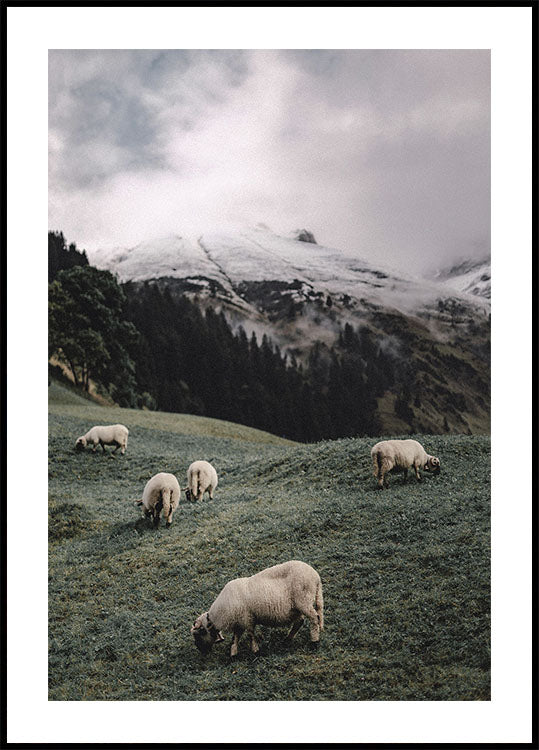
[215,631,225,643]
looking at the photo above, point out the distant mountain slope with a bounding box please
[90,226,490,317]
[433,257,491,300]
[89,226,490,435]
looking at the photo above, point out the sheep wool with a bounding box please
[185,460,218,502]
[137,472,181,528]
[371,438,441,489]
[75,424,129,455]
[191,560,324,657]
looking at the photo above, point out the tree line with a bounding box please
[49,231,89,282]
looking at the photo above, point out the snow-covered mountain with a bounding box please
[89,225,490,321]
[433,257,491,300]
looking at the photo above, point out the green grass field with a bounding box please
[49,380,490,701]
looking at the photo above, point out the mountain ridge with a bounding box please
[88,226,490,313]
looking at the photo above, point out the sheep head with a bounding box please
[191,613,224,654]
[425,456,441,473]
[75,437,87,451]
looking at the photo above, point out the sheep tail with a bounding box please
[191,470,200,499]
[161,488,171,519]
[372,451,382,478]
[315,580,324,631]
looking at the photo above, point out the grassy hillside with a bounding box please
[49,380,490,701]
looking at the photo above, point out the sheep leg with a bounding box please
[414,464,421,481]
[112,443,120,454]
[285,616,304,641]
[246,620,259,653]
[380,458,392,488]
[402,469,408,483]
[375,455,384,489]
[230,627,244,657]
[300,604,321,642]
[100,442,106,454]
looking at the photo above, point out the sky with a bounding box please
[48,49,490,273]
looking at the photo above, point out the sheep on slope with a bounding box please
[136,472,180,528]
[185,460,218,502]
[191,560,324,657]
[75,424,129,455]
[371,438,441,489]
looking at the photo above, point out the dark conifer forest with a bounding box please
[48,232,401,441]
[123,282,390,441]
[48,231,488,441]
[48,231,89,282]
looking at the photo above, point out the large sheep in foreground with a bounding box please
[191,560,324,657]
[75,424,129,455]
[185,460,218,502]
[371,438,440,489]
[136,472,180,528]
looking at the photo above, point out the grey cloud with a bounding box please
[49,49,252,188]
[49,49,490,273]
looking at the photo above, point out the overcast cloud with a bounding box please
[49,49,490,273]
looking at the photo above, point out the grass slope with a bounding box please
[49,381,490,701]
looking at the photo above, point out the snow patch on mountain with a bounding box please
[87,226,490,317]
[89,235,223,284]
[433,257,491,300]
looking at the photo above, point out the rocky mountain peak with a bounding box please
[292,229,317,244]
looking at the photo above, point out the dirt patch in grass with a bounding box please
[48,501,86,543]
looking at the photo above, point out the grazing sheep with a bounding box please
[185,460,218,502]
[75,424,129,455]
[136,472,180,528]
[371,438,441,489]
[191,560,324,657]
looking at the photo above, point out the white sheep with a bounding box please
[75,424,129,455]
[191,560,324,657]
[135,472,180,528]
[184,460,218,502]
[371,438,441,489]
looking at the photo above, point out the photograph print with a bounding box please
[47,48,491,703]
